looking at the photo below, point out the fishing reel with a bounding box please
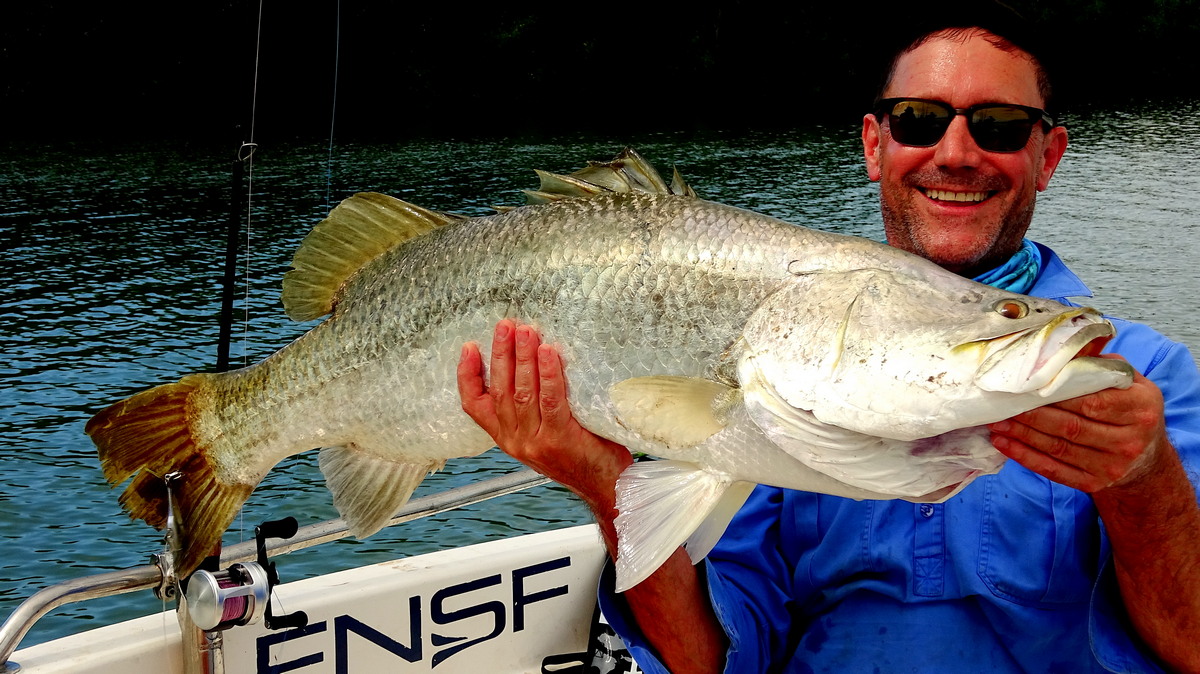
[184,517,309,632]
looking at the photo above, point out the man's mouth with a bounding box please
[920,188,994,203]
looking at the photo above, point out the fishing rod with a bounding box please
[181,2,269,670]
[185,1,350,669]
[216,0,263,375]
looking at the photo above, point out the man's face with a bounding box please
[862,31,1068,276]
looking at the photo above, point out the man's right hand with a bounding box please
[456,319,632,517]
[459,319,728,672]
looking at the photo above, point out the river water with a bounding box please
[2,101,1198,647]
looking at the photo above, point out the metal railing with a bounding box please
[0,469,550,672]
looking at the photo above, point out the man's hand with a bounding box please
[459,319,728,673]
[988,355,1168,493]
[990,355,1200,672]
[457,319,631,514]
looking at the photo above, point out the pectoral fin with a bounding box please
[318,445,443,538]
[611,460,742,593]
[610,376,741,450]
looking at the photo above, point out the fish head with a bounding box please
[740,263,1134,443]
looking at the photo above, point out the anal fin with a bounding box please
[612,460,736,593]
[318,445,443,538]
[683,480,755,565]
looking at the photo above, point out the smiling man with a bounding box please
[864,31,1066,278]
[457,20,1200,674]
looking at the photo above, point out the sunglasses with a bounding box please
[874,98,1056,153]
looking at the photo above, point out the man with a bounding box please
[458,24,1200,672]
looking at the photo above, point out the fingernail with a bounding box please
[495,322,510,340]
[991,420,1011,433]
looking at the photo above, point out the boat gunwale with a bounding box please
[0,469,550,671]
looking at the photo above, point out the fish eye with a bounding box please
[994,300,1028,319]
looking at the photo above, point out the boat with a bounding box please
[0,470,643,674]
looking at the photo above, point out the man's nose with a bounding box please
[933,115,983,169]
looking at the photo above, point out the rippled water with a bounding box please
[2,103,1197,647]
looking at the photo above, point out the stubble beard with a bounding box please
[881,177,1037,278]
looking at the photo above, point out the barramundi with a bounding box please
[86,150,1134,592]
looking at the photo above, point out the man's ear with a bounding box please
[1037,125,1068,191]
[862,114,883,182]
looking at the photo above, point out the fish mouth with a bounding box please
[973,308,1132,397]
[920,188,996,204]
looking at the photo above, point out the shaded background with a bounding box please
[3,1,1199,143]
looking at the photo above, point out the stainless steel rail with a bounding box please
[0,469,550,672]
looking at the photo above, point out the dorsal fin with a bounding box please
[520,147,696,205]
[282,192,463,321]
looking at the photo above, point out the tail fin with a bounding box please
[85,374,253,576]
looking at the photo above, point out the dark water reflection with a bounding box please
[1,104,1197,646]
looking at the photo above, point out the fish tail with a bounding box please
[86,374,252,576]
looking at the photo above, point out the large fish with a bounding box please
[86,150,1133,592]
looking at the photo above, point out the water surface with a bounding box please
[2,104,1197,647]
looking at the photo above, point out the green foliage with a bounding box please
[2,1,1196,139]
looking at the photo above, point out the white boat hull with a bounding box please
[12,525,610,674]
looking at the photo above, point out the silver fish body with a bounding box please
[88,163,1133,591]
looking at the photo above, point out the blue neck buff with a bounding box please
[972,239,1042,294]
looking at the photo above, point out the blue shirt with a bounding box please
[599,244,1200,673]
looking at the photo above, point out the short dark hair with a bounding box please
[874,7,1055,114]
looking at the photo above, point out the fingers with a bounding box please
[991,419,1150,492]
[459,319,555,448]
[488,319,519,432]
[1001,404,1117,457]
[457,319,634,505]
[1038,370,1157,428]
[457,341,498,438]
[1005,374,1162,458]
[989,377,1168,492]
[512,324,543,435]
[990,421,1105,490]
[536,343,571,430]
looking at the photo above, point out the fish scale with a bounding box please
[86,150,1133,591]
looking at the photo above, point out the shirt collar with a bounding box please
[1026,241,1093,302]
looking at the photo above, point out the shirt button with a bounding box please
[919,504,935,518]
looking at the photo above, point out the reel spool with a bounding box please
[183,517,308,632]
[185,562,270,631]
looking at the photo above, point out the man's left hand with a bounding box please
[988,355,1171,493]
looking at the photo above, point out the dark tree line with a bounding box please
[3,1,1197,141]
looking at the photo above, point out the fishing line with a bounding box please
[326,0,341,211]
[227,0,265,551]
[243,0,265,370]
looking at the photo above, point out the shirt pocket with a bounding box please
[976,469,1101,606]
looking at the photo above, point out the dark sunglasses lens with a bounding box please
[885,100,952,147]
[968,106,1038,152]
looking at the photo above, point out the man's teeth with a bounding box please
[924,189,989,203]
